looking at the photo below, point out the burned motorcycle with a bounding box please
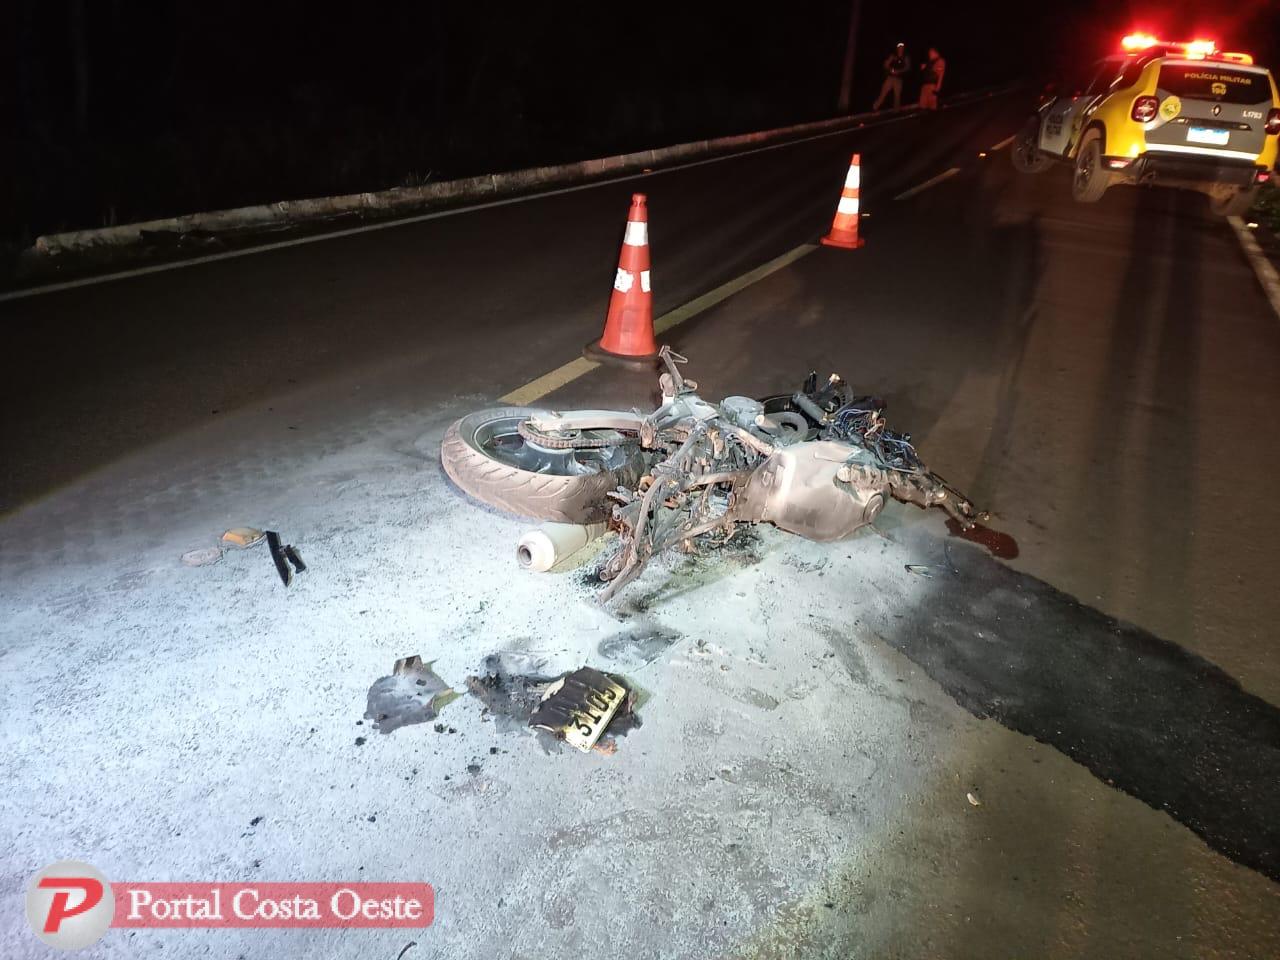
[442,349,977,601]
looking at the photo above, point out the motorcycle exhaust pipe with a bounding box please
[516,522,608,572]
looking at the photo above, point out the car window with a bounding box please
[1086,58,1122,95]
[1158,63,1271,104]
[1067,63,1100,96]
[1117,56,1148,88]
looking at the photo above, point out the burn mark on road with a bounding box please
[882,529,1280,881]
[597,622,682,665]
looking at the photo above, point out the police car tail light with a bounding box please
[1131,96,1159,122]
[1266,109,1280,136]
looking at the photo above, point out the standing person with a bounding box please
[873,43,911,111]
[919,47,946,110]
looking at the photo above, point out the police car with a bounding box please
[1012,35,1280,215]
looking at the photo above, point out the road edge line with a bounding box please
[500,243,819,404]
[2,110,945,305]
[1227,215,1280,322]
[4,88,1022,304]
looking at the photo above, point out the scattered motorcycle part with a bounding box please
[528,667,629,752]
[181,546,223,567]
[220,527,265,549]
[365,656,461,735]
[283,544,306,574]
[265,531,294,587]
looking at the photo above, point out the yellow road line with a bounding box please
[499,242,819,404]
[989,134,1015,151]
[501,357,601,405]
[893,167,962,201]
[654,243,818,334]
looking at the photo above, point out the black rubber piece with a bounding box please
[266,530,292,587]
[284,544,306,574]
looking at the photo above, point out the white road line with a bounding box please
[893,167,962,201]
[0,114,927,305]
[1228,215,1280,322]
[501,243,819,404]
[989,135,1015,151]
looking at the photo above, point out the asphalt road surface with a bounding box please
[3,93,1279,958]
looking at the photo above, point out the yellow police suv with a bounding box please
[1012,34,1279,215]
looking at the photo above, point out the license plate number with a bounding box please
[529,667,627,752]
[1187,127,1230,146]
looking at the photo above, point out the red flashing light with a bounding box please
[1121,33,1160,51]
[1118,33,1253,65]
[1266,109,1280,136]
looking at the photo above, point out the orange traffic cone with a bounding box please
[821,154,865,249]
[585,193,659,366]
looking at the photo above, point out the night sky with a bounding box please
[5,1,1278,246]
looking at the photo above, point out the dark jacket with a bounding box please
[884,52,910,77]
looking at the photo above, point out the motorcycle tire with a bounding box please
[440,406,644,523]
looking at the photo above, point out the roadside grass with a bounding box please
[1252,181,1280,232]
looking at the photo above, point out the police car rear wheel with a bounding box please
[1011,118,1051,173]
[1071,131,1108,203]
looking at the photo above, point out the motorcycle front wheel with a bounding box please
[440,407,645,523]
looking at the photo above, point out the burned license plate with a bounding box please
[1187,126,1230,146]
[529,667,627,751]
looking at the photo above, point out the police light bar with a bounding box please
[1119,33,1253,65]
[1121,33,1160,51]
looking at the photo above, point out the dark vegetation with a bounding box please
[5,1,1272,251]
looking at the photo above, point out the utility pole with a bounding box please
[837,0,862,114]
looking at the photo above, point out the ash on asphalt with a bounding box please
[465,654,559,732]
[465,653,642,750]
[574,528,766,595]
[602,528,769,619]
[596,621,682,666]
[885,526,1280,882]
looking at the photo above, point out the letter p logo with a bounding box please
[39,877,104,932]
[25,861,114,950]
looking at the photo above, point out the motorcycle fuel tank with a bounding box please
[737,441,887,542]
